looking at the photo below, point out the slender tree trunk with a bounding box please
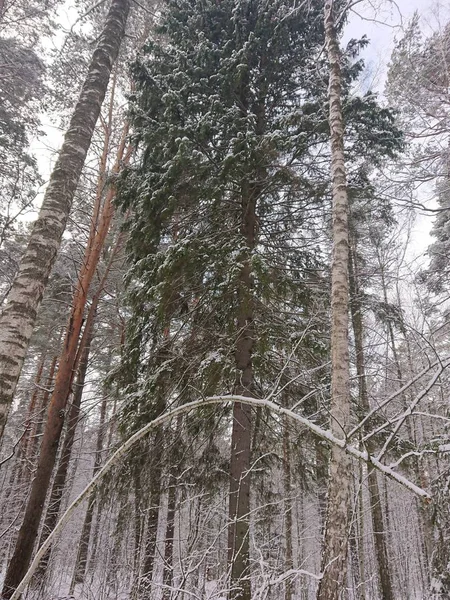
[25,355,58,472]
[357,461,367,600]
[283,416,294,600]
[0,0,130,443]
[32,316,95,584]
[349,517,362,600]
[18,355,46,469]
[70,379,109,591]
[131,464,144,599]
[348,247,395,600]
[315,438,328,534]
[316,2,352,599]
[162,472,177,600]
[135,433,163,599]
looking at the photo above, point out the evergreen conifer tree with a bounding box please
[117,0,403,596]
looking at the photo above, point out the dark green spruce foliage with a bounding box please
[116,0,403,439]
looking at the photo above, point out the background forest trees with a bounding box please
[1,0,450,599]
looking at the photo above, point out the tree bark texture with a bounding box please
[317,2,352,599]
[227,185,257,600]
[162,472,177,600]
[0,0,130,443]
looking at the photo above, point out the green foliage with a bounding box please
[116,0,404,459]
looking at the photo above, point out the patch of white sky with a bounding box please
[31,0,90,183]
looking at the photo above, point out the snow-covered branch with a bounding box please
[10,393,431,599]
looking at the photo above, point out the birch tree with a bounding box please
[316,1,352,598]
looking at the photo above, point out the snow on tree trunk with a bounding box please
[316,2,352,599]
[0,0,130,443]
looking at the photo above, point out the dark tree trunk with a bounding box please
[162,472,177,599]
[136,433,163,599]
[283,416,294,600]
[228,183,257,600]
[227,57,267,598]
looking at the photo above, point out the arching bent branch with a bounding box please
[9,394,430,600]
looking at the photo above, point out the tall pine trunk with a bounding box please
[316,2,352,598]
[0,0,129,442]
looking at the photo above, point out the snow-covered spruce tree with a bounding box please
[116,1,404,597]
[117,2,329,597]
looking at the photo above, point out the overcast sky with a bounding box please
[344,0,449,93]
[341,0,450,263]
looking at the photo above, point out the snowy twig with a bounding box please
[348,357,450,439]
[376,360,448,461]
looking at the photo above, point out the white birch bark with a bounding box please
[317,1,352,599]
[0,0,130,441]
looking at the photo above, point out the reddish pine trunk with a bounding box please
[32,318,95,584]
